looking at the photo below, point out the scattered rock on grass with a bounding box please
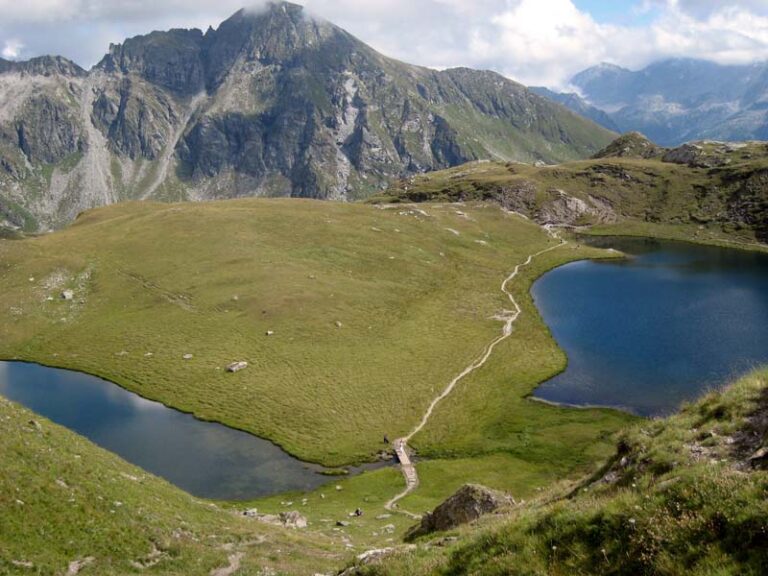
[61,290,74,301]
[226,361,248,373]
[749,447,768,468]
[339,546,417,575]
[242,508,307,529]
[66,557,94,576]
[280,511,308,529]
[182,354,194,360]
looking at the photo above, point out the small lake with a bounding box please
[0,361,384,500]
[533,237,768,416]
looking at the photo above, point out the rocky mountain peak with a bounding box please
[97,29,207,94]
[0,4,614,231]
[93,3,358,94]
[0,56,85,77]
[205,2,354,69]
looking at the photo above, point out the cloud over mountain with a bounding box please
[2,0,768,87]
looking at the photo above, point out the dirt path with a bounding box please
[385,225,566,516]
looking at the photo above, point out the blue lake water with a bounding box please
[532,237,768,416]
[0,361,385,500]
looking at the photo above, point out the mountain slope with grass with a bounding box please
[0,199,631,476]
[0,394,343,575]
[0,197,637,574]
[378,135,768,246]
[348,369,768,575]
[0,1,614,233]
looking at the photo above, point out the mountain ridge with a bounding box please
[538,57,768,145]
[0,1,614,232]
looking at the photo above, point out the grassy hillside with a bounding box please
[352,369,768,575]
[376,139,768,248]
[0,199,632,493]
[0,198,640,574]
[0,395,342,575]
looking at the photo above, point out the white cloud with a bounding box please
[659,0,768,18]
[1,39,24,60]
[1,0,768,87]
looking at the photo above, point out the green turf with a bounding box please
[352,369,768,576]
[0,395,343,575]
[6,195,764,575]
[0,199,633,469]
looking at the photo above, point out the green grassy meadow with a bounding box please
[0,199,633,469]
[0,197,641,573]
[358,369,768,576]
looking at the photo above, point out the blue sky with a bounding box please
[2,0,768,87]
[573,0,657,24]
[574,0,635,22]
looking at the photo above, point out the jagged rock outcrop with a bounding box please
[593,132,665,160]
[0,2,613,231]
[0,56,86,77]
[406,484,514,540]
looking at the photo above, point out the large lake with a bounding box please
[0,361,384,500]
[533,237,768,416]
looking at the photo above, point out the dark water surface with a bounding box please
[0,361,383,500]
[532,237,768,416]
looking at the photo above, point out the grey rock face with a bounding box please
[662,144,707,167]
[0,1,613,231]
[14,94,85,164]
[0,56,86,78]
[91,78,176,161]
[406,484,514,539]
[98,29,207,96]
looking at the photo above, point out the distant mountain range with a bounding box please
[529,87,621,133]
[0,1,613,232]
[536,58,768,146]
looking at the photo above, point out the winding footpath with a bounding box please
[384,225,567,517]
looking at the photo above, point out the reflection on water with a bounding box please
[533,238,768,416]
[0,361,386,500]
